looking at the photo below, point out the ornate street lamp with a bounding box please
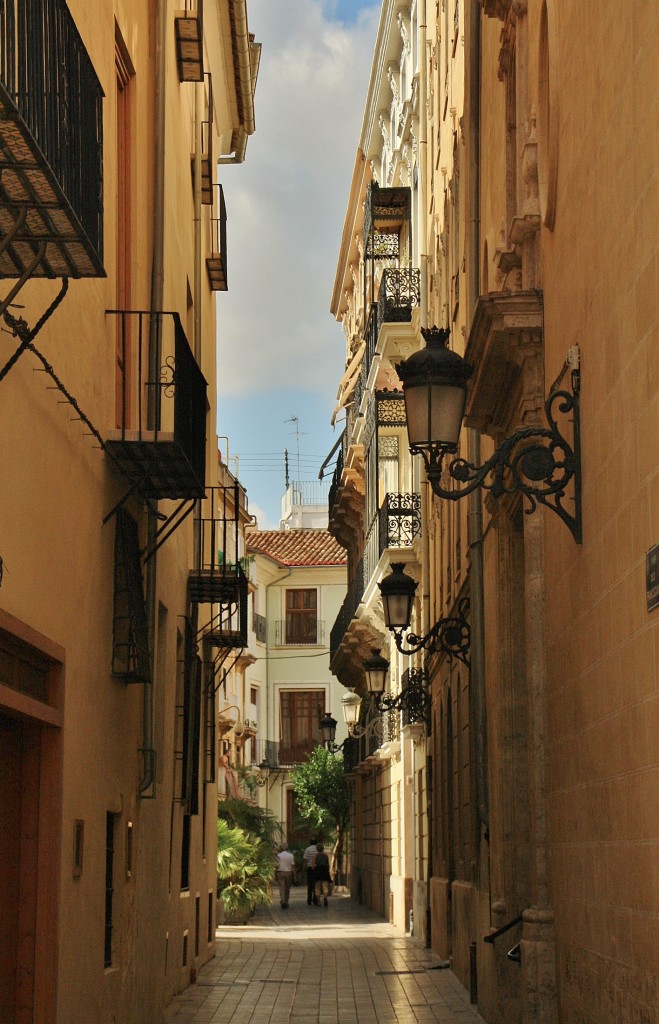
[320,697,383,753]
[396,326,582,543]
[378,563,471,666]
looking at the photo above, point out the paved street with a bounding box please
[164,888,486,1024]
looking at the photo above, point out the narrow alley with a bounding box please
[164,889,486,1024]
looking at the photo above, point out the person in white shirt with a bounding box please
[302,837,318,905]
[275,843,296,908]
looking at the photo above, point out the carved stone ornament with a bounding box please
[510,107,541,244]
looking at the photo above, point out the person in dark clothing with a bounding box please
[303,837,318,905]
[313,843,332,907]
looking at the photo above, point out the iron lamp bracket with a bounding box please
[392,597,471,666]
[414,375,582,543]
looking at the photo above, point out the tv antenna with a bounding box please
[284,415,305,492]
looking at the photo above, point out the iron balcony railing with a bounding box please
[252,739,278,769]
[0,0,104,278]
[359,272,420,398]
[189,486,248,646]
[253,612,267,644]
[328,447,344,523]
[278,740,318,766]
[274,620,326,646]
[330,557,364,661]
[363,492,421,592]
[377,267,420,332]
[105,310,207,500]
[206,184,227,290]
[174,0,204,82]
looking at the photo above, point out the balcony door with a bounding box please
[285,589,317,645]
[279,690,324,764]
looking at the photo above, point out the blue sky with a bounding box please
[216,0,380,528]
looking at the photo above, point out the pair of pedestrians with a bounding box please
[302,839,331,907]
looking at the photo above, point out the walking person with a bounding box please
[302,836,318,905]
[313,843,332,907]
[275,843,295,909]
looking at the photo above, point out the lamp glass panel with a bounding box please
[341,692,362,728]
[365,665,387,694]
[404,383,466,449]
[383,590,414,630]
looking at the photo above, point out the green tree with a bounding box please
[290,746,351,880]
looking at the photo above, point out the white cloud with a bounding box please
[217,0,380,400]
[248,499,278,532]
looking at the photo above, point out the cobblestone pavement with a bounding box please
[164,887,487,1024]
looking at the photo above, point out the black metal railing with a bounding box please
[0,0,103,254]
[200,72,213,204]
[328,447,344,523]
[253,739,279,769]
[330,558,365,660]
[377,268,420,332]
[207,185,227,290]
[358,273,419,395]
[253,613,267,643]
[378,492,421,552]
[175,0,204,82]
[278,740,318,766]
[363,492,421,589]
[274,620,326,646]
[106,311,207,499]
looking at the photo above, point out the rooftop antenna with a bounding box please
[284,415,305,497]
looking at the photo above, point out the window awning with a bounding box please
[331,340,365,424]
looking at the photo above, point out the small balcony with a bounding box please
[329,558,364,662]
[253,613,267,644]
[274,620,326,647]
[206,185,227,290]
[278,740,318,767]
[0,0,104,281]
[105,311,207,500]
[189,485,248,648]
[175,0,204,82]
[363,492,421,588]
[190,72,213,204]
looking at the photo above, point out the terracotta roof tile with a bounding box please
[246,529,347,567]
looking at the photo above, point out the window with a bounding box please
[285,589,317,645]
[279,691,325,763]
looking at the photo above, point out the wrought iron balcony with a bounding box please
[363,492,421,585]
[105,310,207,500]
[199,72,213,204]
[328,447,344,523]
[278,740,318,767]
[253,612,267,643]
[330,558,364,661]
[253,739,279,770]
[175,0,204,82]
[0,0,104,282]
[206,184,227,290]
[274,620,326,647]
[189,485,248,647]
[377,268,420,331]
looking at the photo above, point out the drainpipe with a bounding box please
[264,565,292,808]
[466,2,488,831]
[140,0,168,795]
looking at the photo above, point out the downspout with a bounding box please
[264,565,292,813]
[466,1,488,832]
[140,0,168,795]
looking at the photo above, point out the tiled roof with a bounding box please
[246,529,347,567]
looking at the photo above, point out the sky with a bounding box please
[216,0,380,529]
